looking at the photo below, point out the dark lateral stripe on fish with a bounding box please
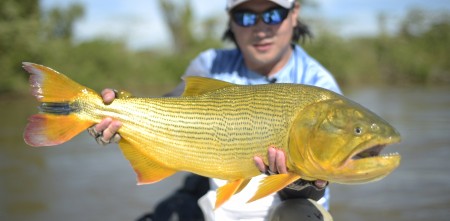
[38,102,80,115]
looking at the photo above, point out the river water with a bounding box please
[1,86,449,221]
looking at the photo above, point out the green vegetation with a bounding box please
[303,9,450,87]
[1,0,449,96]
[0,0,221,96]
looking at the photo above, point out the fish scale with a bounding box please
[77,84,330,180]
[22,62,401,208]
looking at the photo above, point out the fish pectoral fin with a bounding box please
[182,76,234,96]
[247,173,301,203]
[118,139,176,185]
[215,178,251,209]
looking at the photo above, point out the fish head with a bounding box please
[288,98,401,184]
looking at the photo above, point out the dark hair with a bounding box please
[222,19,312,45]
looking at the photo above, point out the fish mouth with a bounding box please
[337,136,401,184]
[351,144,399,160]
[350,137,401,161]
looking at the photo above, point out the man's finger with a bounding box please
[102,120,122,141]
[314,180,328,189]
[93,117,112,136]
[275,149,288,174]
[268,147,277,172]
[253,156,268,173]
[101,88,116,104]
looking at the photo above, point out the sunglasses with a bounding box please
[231,6,291,27]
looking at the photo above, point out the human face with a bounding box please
[230,0,299,76]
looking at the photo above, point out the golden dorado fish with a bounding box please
[22,62,401,208]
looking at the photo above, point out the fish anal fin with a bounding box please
[24,114,92,147]
[247,173,301,203]
[235,178,251,194]
[182,76,234,96]
[118,139,176,184]
[215,178,251,209]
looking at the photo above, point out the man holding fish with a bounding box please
[92,0,339,220]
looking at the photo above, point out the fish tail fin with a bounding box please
[22,62,98,147]
[24,114,93,147]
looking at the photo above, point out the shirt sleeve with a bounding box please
[310,66,342,95]
[295,45,342,95]
[165,49,217,97]
[183,49,216,78]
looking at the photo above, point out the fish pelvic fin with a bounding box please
[247,173,301,203]
[215,178,251,209]
[22,62,100,147]
[119,139,177,185]
[182,76,234,96]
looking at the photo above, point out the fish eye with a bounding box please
[354,126,363,135]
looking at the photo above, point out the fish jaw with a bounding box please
[287,98,402,184]
[337,135,401,184]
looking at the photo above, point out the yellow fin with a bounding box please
[22,62,99,147]
[182,76,234,97]
[235,178,251,195]
[24,114,92,147]
[215,178,251,209]
[247,173,301,203]
[118,139,176,184]
[22,62,94,102]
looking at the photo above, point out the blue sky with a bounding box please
[41,0,450,50]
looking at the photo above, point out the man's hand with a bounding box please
[253,147,327,189]
[87,89,122,145]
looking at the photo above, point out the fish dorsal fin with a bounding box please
[182,76,234,97]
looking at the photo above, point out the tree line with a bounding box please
[1,0,449,95]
